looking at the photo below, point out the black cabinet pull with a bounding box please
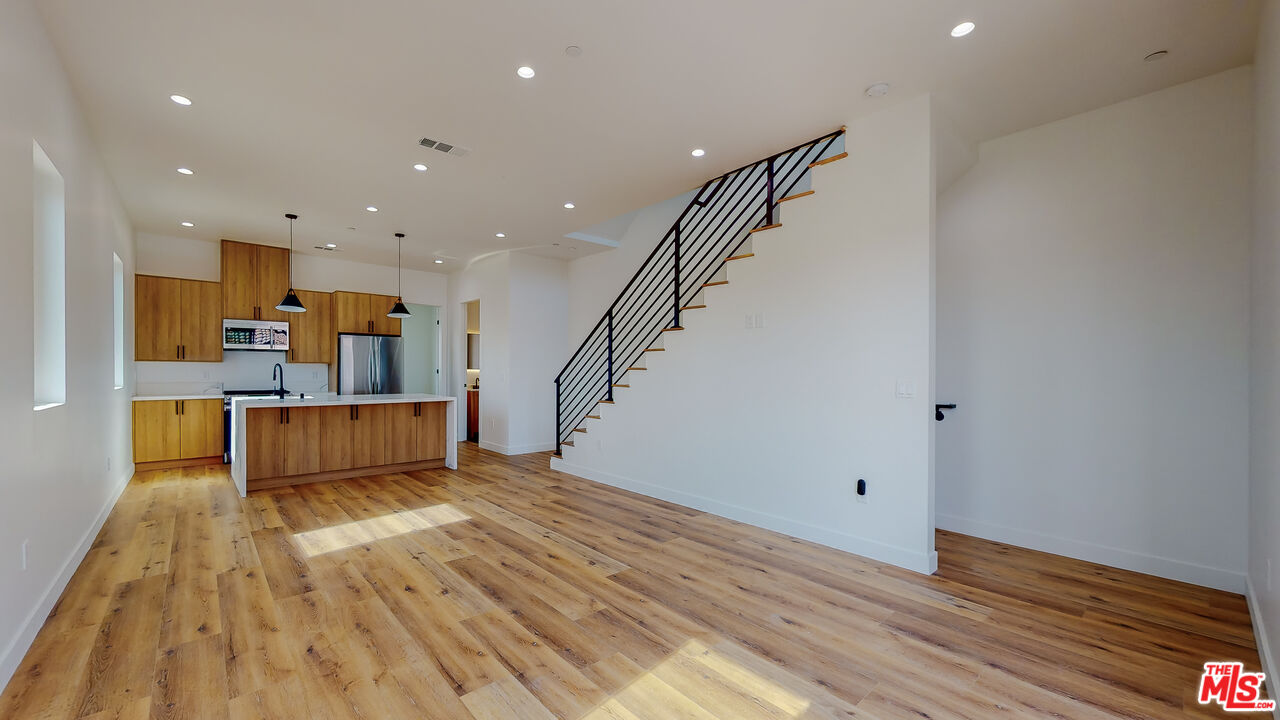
[175,400,179,415]
[279,407,284,424]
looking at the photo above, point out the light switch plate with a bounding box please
[895,381,916,399]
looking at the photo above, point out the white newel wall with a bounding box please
[555,96,938,573]
[936,67,1252,591]
[0,0,138,689]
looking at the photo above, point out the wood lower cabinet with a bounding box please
[384,402,417,464]
[353,403,386,467]
[133,399,223,464]
[416,401,447,460]
[320,405,354,472]
[245,407,285,481]
[288,289,332,364]
[282,406,321,477]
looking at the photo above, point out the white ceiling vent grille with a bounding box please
[419,137,471,157]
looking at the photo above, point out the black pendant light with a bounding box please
[387,232,412,318]
[275,213,306,313]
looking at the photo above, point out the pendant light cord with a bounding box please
[289,217,294,287]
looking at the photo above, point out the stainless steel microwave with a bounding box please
[223,319,289,351]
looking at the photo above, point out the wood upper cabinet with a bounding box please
[221,240,292,321]
[288,289,332,364]
[255,245,291,322]
[179,399,224,459]
[133,400,181,462]
[133,399,223,463]
[136,275,221,362]
[135,276,181,361]
[332,291,401,336]
[320,405,354,472]
[371,294,401,336]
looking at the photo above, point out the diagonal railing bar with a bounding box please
[554,129,844,454]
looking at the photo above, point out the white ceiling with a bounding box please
[36,0,1259,272]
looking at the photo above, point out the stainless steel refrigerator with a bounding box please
[337,334,405,395]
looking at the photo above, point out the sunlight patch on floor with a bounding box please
[585,639,813,719]
[292,504,470,557]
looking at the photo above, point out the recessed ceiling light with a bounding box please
[950,21,975,37]
[180,221,194,227]
[325,243,337,248]
[413,163,428,171]
[864,82,891,98]
[495,232,506,238]
[563,202,575,209]
[170,94,192,106]
[1144,50,1170,62]
[517,66,536,79]
[691,148,706,157]
[365,206,378,212]
[434,259,444,264]
[177,167,194,175]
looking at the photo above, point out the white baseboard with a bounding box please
[1246,576,1280,720]
[936,512,1246,593]
[479,440,556,456]
[551,457,937,575]
[0,463,134,690]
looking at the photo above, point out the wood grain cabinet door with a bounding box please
[370,295,401,336]
[135,275,182,361]
[288,290,332,363]
[332,292,371,335]
[320,405,354,472]
[352,403,386,467]
[180,279,223,362]
[245,407,286,481]
[283,406,321,476]
[384,403,417,464]
[179,399,224,459]
[255,245,292,322]
[221,240,259,320]
[416,402,447,460]
[133,400,181,462]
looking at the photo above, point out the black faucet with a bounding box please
[273,363,286,399]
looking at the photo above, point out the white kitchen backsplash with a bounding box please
[135,351,329,396]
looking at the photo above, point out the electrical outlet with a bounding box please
[312,370,320,380]
[201,370,210,380]
[744,314,754,329]
[21,540,29,571]
[755,312,765,328]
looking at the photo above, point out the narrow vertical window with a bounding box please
[33,140,66,410]
[113,253,124,389]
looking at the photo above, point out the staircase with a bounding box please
[553,128,847,457]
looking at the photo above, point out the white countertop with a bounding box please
[231,392,455,410]
[132,394,224,402]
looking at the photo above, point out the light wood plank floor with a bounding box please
[0,443,1264,719]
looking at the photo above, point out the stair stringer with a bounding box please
[552,107,938,576]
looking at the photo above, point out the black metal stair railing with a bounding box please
[554,128,846,456]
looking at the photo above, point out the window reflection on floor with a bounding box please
[292,503,470,557]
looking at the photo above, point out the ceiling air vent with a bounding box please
[419,137,472,157]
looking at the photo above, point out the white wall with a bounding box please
[1250,0,1280,691]
[0,0,137,688]
[936,67,1253,592]
[555,96,938,573]
[134,233,449,393]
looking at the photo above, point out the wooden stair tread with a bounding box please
[661,327,685,332]
[627,367,647,371]
[611,384,630,388]
[597,400,616,404]
[586,415,601,419]
[680,305,707,311]
[643,348,665,352]
[561,440,574,447]
[574,428,588,433]
[749,223,782,234]
[702,281,729,288]
[726,253,755,262]
[809,152,848,168]
[779,190,815,203]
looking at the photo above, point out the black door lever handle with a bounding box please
[936,403,957,421]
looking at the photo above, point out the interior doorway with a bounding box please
[400,303,442,395]
[464,299,480,443]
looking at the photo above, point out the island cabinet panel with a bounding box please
[416,402,447,460]
[133,401,181,463]
[245,407,286,481]
[352,403,386,467]
[288,289,332,364]
[320,405,355,472]
[384,403,418,464]
[179,399,224,460]
[282,406,321,476]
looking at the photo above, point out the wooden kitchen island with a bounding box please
[229,393,457,495]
